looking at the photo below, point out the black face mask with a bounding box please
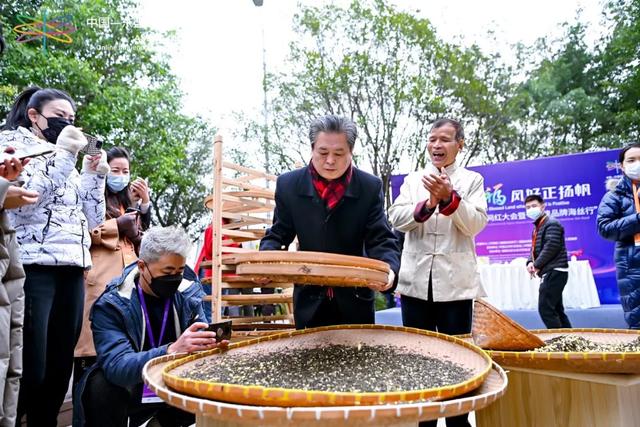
[37,114,72,144]
[143,264,183,299]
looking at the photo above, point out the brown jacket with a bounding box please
[74,218,137,357]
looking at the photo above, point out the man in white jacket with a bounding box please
[389,118,487,427]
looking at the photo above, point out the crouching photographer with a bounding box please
[73,226,228,427]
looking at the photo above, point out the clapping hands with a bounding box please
[422,167,453,206]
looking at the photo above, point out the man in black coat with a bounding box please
[525,194,572,329]
[260,115,400,329]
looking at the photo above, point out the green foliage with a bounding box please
[236,0,640,185]
[596,0,640,142]
[0,0,213,238]
[239,0,508,204]
[505,1,639,155]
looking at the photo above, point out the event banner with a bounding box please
[390,149,623,304]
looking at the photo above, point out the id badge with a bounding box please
[141,383,163,404]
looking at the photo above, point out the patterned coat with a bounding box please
[0,127,105,267]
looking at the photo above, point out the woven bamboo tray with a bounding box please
[487,328,640,374]
[222,251,389,271]
[162,325,492,407]
[472,299,544,350]
[221,251,390,288]
[144,357,507,426]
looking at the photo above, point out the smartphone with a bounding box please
[205,320,232,342]
[0,144,55,162]
[1,144,55,161]
[132,177,148,186]
[125,207,140,214]
[80,133,104,156]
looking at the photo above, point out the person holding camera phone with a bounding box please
[74,146,153,384]
[73,226,228,427]
[0,86,108,426]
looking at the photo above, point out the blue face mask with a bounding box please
[526,207,543,221]
[107,174,130,192]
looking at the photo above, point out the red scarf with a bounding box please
[309,162,353,210]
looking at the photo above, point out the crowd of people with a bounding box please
[0,38,637,426]
[0,86,230,427]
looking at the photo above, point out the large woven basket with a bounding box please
[162,325,492,407]
[472,299,545,350]
[221,251,390,287]
[487,328,640,374]
[144,356,507,425]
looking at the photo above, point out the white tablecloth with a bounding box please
[479,260,601,310]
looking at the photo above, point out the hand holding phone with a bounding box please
[168,322,227,354]
[80,133,104,156]
[130,177,150,204]
[205,320,233,342]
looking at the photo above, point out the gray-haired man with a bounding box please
[73,226,228,427]
[259,114,400,329]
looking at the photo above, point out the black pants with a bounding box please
[538,270,572,329]
[294,286,375,329]
[401,286,473,427]
[305,295,342,328]
[17,265,85,426]
[83,368,194,427]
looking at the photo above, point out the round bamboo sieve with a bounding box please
[162,325,492,407]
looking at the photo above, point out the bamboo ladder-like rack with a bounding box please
[200,135,295,339]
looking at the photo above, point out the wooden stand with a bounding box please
[475,367,640,427]
[203,135,294,337]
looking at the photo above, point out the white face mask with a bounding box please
[625,161,640,181]
[526,207,543,221]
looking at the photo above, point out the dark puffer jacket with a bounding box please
[526,214,569,275]
[597,176,640,329]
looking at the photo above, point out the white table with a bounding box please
[479,260,600,310]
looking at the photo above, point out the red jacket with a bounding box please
[195,222,241,278]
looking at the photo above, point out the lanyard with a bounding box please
[531,215,548,261]
[137,285,170,349]
[633,183,640,247]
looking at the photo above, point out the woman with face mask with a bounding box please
[597,142,640,330]
[0,86,108,425]
[73,146,152,383]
